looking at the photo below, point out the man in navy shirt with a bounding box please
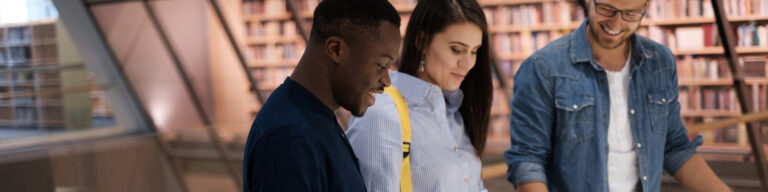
[242,0,402,191]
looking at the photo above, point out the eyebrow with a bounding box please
[381,54,394,61]
[449,41,469,47]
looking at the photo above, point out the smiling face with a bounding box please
[330,21,401,117]
[418,22,483,91]
[587,0,647,49]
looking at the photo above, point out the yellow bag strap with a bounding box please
[383,86,412,192]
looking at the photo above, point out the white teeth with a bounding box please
[602,25,622,35]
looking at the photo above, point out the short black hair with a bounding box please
[309,0,401,45]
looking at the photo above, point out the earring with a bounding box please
[419,59,425,72]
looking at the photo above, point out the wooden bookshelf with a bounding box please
[681,110,742,117]
[490,23,580,33]
[247,36,302,45]
[672,47,768,55]
[644,15,768,26]
[497,53,529,61]
[679,78,734,86]
[249,59,299,68]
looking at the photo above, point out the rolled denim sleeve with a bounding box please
[504,57,554,186]
[662,54,703,176]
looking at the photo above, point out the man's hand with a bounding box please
[674,154,731,192]
[517,182,548,192]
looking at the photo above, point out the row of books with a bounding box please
[242,0,320,16]
[679,87,741,112]
[492,31,564,57]
[246,43,305,61]
[721,0,768,16]
[647,0,715,19]
[677,56,731,80]
[245,21,299,39]
[737,23,768,47]
[483,2,584,27]
[497,60,523,80]
[646,24,721,50]
[750,83,768,112]
[647,0,768,20]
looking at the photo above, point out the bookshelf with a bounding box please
[640,0,768,146]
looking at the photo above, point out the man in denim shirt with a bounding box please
[505,0,730,191]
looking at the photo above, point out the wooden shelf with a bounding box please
[242,12,313,22]
[681,110,741,117]
[490,23,580,33]
[644,15,768,26]
[497,53,529,61]
[745,78,768,84]
[247,36,303,45]
[672,47,768,55]
[249,59,298,68]
[679,78,733,86]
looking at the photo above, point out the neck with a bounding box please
[586,24,631,71]
[290,49,340,111]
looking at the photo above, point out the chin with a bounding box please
[350,109,366,117]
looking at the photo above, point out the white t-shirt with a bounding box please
[606,50,639,192]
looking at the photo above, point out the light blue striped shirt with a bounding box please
[346,71,486,192]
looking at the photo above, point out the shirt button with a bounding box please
[573,105,578,109]
[661,98,666,102]
[600,79,606,83]
[630,109,635,114]
[464,178,469,183]
[637,143,642,148]
[454,146,459,152]
[602,113,607,118]
[605,146,609,151]
[643,176,648,181]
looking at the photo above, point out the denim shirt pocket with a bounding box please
[647,88,676,134]
[555,96,595,143]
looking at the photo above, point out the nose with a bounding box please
[458,53,474,70]
[380,71,391,87]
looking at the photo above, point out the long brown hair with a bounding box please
[399,0,492,157]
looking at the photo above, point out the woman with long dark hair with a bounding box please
[346,0,493,191]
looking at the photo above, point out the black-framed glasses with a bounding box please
[593,0,646,22]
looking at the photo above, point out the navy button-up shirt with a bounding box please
[504,19,703,192]
[243,78,366,192]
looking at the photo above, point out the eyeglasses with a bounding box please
[593,0,646,22]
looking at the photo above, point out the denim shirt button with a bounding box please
[602,113,607,118]
[630,109,636,114]
[573,105,578,109]
[643,176,647,181]
[637,143,642,148]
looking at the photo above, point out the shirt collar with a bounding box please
[390,71,464,109]
[282,77,337,121]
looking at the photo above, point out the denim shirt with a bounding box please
[504,20,703,192]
